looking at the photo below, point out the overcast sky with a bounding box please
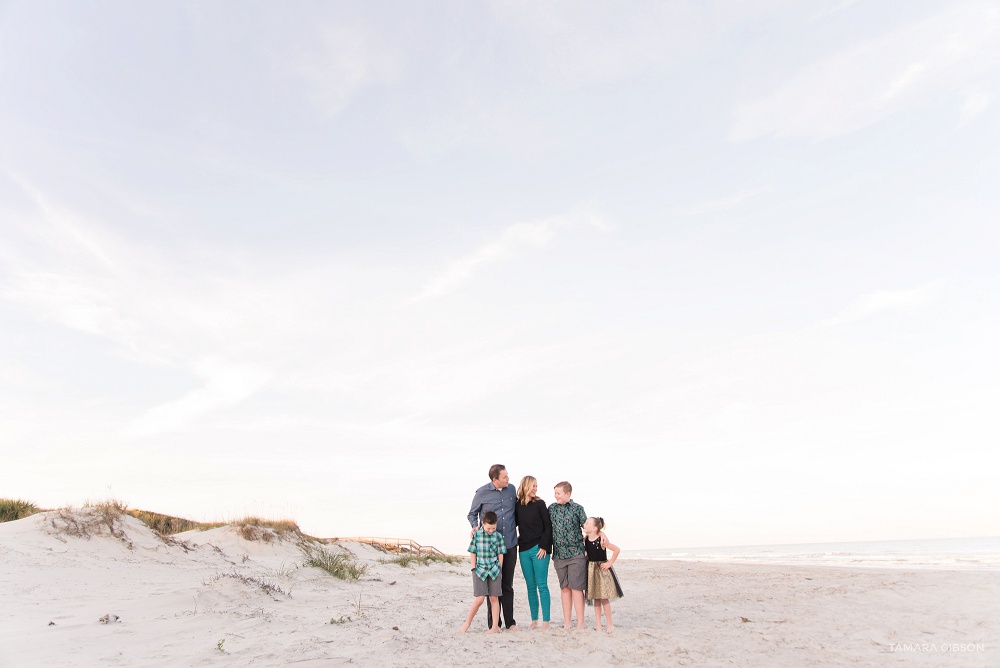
[1,0,998,553]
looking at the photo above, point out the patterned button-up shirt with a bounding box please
[468,528,505,580]
[467,482,518,550]
[548,499,587,559]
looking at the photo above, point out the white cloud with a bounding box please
[123,358,270,437]
[490,0,708,83]
[266,19,398,116]
[958,85,997,125]
[731,2,1000,141]
[0,176,301,431]
[413,207,610,302]
[398,96,564,160]
[677,184,775,215]
[808,0,865,22]
[4,172,122,274]
[821,283,943,328]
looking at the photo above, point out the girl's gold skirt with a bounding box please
[586,561,624,603]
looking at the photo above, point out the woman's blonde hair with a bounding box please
[517,475,540,505]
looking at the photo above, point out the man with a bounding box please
[467,464,519,631]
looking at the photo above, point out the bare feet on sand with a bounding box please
[507,625,520,632]
[485,627,500,634]
[529,621,537,629]
[605,625,614,634]
[540,622,550,630]
[457,623,470,634]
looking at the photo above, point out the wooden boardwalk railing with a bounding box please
[338,536,447,558]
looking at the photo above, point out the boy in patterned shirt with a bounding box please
[549,481,589,629]
[458,511,505,634]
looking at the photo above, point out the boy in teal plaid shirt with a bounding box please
[458,511,505,634]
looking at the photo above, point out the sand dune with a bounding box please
[1,509,997,667]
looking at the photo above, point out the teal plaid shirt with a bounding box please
[468,528,505,580]
[548,500,587,559]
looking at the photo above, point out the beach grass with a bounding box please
[206,571,290,598]
[0,498,41,523]
[304,546,369,581]
[381,553,463,567]
[49,499,133,548]
[125,510,308,540]
[84,498,128,521]
[127,509,224,535]
[234,516,302,542]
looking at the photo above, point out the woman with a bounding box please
[515,475,553,630]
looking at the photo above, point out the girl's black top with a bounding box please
[515,498,552,553]
[585,535,608,562]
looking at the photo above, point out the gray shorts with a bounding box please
[472,571,501,597]
[553,554,587,590]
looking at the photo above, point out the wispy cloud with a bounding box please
[123,358,270,437]
[0,175,286,433]
[0,174,143,345]
[820,283,943,328]
[807,0,865,22]
[4,172,123,274]
[264,17,398,116]
[676,184,775,215]
[490,1,708,83]
[413,207,610,302]
[731,2,1000,141]
[958,85,996,126]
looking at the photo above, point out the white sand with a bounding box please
[1,510,997,667]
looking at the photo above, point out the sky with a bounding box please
[1,0,998,554]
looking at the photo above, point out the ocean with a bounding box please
[622,536,1000,571]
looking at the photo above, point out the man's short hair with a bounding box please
[482,511,498,525]
[555,481,572,494]
[488,464,506,481]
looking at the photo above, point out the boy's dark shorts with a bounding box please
[473,571,502,597]
[553,554,587,590]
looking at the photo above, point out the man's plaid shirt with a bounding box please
[468,528,505,580]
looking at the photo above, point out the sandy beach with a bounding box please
[1,509,996,667]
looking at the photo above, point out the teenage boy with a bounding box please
[549,481,588,629]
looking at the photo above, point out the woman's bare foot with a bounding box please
[540,622,550,630]
[485,627,500,634]
[529,621,538,630]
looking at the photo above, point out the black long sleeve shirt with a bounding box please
[515,498,552,553]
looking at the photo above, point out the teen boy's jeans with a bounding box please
[518,544,551,622]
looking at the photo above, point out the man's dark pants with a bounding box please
[486,546,518,628]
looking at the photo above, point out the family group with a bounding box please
[459,464,624,634]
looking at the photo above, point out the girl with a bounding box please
[515,475,553,629]
[583,516,623,633]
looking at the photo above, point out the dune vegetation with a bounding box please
[0,498,41,523]
[1,497,379,581]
